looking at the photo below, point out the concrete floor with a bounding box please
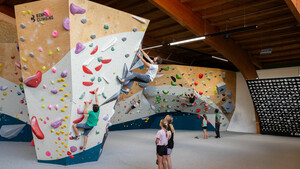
[0,129,299,169]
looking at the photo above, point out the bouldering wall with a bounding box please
[15,0,149,165]
[111,65,236,131]
[0,43,32,141]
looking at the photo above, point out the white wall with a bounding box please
[227,66,300,133]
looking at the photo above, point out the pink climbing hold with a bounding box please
[95,64,102,71]
[63,18,70,31]
[46,151,51,156]
[199,73,203,79]
[31,116,44,140]
[58,137,61,141]
[102,59,112,64]
[39,48,43,52]
[70,3,86,15]
[52,30,58,38]
[204,103,208,107]
[43,85,46,89]
[52,67,56,73]
[82,81,93,86]
[75,42,85,54]
[47,117,49,120]
[44,9,50,17]
[77,105,83,114]
[70,146,77,152]
[82,65,93,74]
[24,71,42,88]
[44,120,47,124]
[55,104,58,111]
[51,117,63,129]
[48,104,52,110]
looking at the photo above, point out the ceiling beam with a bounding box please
[259,54,300,62]
[180,0,191,3]
[237,31,300,44]
[192,0,235,11]
[203,0,278,19]
[245,37,300,50]
[0,5,15,18]
[149,0,259,78]
[284,0,300,23]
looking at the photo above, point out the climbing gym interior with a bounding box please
[0,0,299,169]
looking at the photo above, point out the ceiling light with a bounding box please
[142,45,163,50]
[169,36,205,46]
[212,56,228,62]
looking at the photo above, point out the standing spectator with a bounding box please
[165,115,175,169]
[202,114,208,139]
[215,109,221,138]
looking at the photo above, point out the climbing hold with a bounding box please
[46,151,51,156]
[194,81,198,86]
[176,74,182,79]
[103,114,109,121]
[70,3,86,14]
[44,9,50,17]
[196,109,201,113]
[52,30,58,38]
[29,52,34,57]
[31,116,44,140]
[162,90,169,94]
[51,118,63,129]
[3,92,7,96]
[95,64,102,71]
[104,24,109,30]
[61,70,68,78]
[82,82,93,86]
[91,76,95,82]
[111,47,115,51]
[77,105,83,114]
[122,37,127,41]
[97,57,103,62]
[102,76,109,84]
[24,71,42,88]
[55,104,58,110]
[48,104,52,110]
[102,92,107,99]
[199,91,203,95]
[125,54,129,58]
[171,81,177,86]
[59,88,64,92]
[61,98,65,102]
[199,73,203,79]
[196,115,201,119]
[102,59,112,64]
[82,65,93,74]
[181,103,185,106]
[90,34,96,39]
[61,109,65,112]
[79,92,85,99]
[75,42,85,54]
[73,115,84,124]
[163,66,169,71]
[101,37,117,52]
[0,86,8,91]
[171,76,176,82]
[81,18,87,24]
[64,94,69,97]
[90,45,98,55]
[205,107,210,111]
[131,15,146,24]
[20,36,25,42]
[42,66,46,70]
[98,77,102,82]
[21,11,26,15]
[49,51,53,55]
[133,28,137,32]
[63,18,70,30]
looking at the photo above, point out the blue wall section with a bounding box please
[109,112,215,131]
[0,113,32,142]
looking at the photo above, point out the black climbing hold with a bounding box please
[122,37,127,41]
[81,18,87,24]
[171,76,176,82]
[20,23,26,29]
[133,28,137,32]
[90,34,96,39]
[125,54,129,58]
[222,98,226,101]
[179,84,183,87]
[222,93,226,96]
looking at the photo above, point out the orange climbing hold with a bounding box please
[24,71,42,88]
[90,45,98,55]
[95,64,102,71]
[82,65,93,74]
[101,59,112,64]
[73,115,84,124]
[31,116,44,139]
[82,81,93,86]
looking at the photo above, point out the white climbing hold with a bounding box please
[102,76,109,84]
[101,37,117,52]
[131,15,146,24]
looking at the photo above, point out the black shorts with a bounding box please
[156,145,167,156]
[131,105,136,109]
[203,126,207,129]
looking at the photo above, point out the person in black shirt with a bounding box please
[165,115,175,169]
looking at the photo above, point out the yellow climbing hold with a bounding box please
[40,21,44,25]
[64,105,68,108]
[60,131,64,134]
[42,66,46,70]
[0,63,2,67]
[63,118,66,121]
[27,10,32,14]
[63,84,67,87]
[0,69,1,73]
[55,141,58,144]
[59,153,62,156]
[63,124,67,128]
[64,94,69,97]
[42,105,45,108]
[65,115,69,119]
[21,11,26,15]
[61,126,64,129]
[64,145,68,148]
[65,133,69,136]
[49,51,53,55]
[61,78,65,82]
[65,138,67,141]
[61,108,65,112]
[61,98,65,101]
[56,47,60,52]
[16,115,19,120]
[62,149,65,152]
[56,149,58,152]
[59,88,64,91]
[59,146,61,148]
[56,131,60,135]
[3,92,7,96]
[161,104,166,107]
[61,141,64,144]
[57,79,61,82]
[21,57,27,62]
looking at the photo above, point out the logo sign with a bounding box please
[260,48,272,55]
[31,13,54,22]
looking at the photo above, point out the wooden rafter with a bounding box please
[245,37,300,50]
[284,0,300,23]
[192,0,235,11]
[238,31,300,44]
[260,54,300,62]
[148,0,259,78]
[250,44,300,55]
[255,49,300,59]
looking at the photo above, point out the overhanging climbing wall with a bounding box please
[0,43,32,141]
[15,0,149,165]
[111,65,236,131]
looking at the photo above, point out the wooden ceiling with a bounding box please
[1,0,299,71]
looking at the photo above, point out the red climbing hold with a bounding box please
[29,139,35,146]
[67,151,72,155]
[194,81,198,86]
[196,115,201,119]
[82,81,93,86]
[90,45,98,55]
[181,103,185,106]
[101,59,112,64]
[196,109,201,113]
[24,71,42,88]
[95,64,102,71]
[31,116,44,140]
[207,121,210,125]
[199,73,203,79]
[70,155,74,159]
[84,99,92,104]
[89,88,98,94]
[199,91,203,95]
[82,65,93,74]
[73,115,85,124]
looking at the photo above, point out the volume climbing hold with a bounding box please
[70,3,86,14]
[24,71,42,88]
[73,115,84,124]
[31,116,44,140]
[63,18,70,30]
[51,118,63,129]
[82,65,93,74]
[75,42,85,54]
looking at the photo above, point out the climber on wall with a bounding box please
[117,47,162,94]
[71,89,100,151]
[125,95,140,114]
[178,87,197,106]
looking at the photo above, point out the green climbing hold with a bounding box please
[167,105,171,109]
[209,71,213,74]
[163,66,169,71]
[98,77,102,82]
[166,109,170,112]
[41,98,44,101]
[176,74,182,79]
[111,47,115,51]
[179,94,184,96]
[91,76,95,82]
[89,43,93,47]
[162,90,169,95]
[102,92,107,99]
[171,81,177,86]
[19,84,23,90]
[104,24,109,30]
[172,99,175,102]
[97,57,103,62]
[163,98,168,102]
[156,101,160,104]
[79,92,85,99]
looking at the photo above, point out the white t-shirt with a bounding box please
[145,63,158,81]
